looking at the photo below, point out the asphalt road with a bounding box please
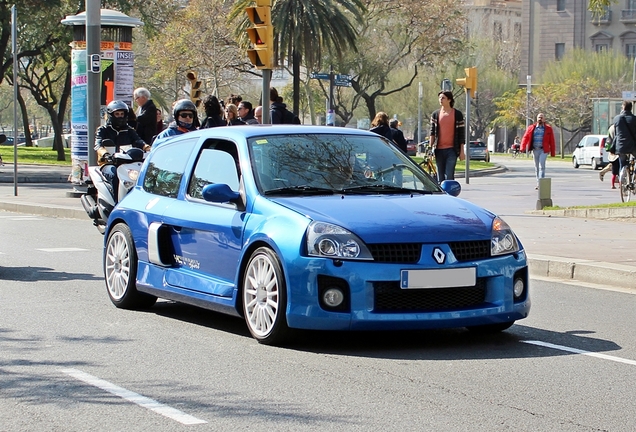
[1,213,636,431]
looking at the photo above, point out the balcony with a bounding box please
[591,9,611,25]
[621,9,636,23]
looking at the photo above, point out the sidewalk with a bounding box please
[0,163,634,291]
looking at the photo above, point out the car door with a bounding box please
[162,140,245,297]
[584,136,600,165]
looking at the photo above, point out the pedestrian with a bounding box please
[152,99,198,149]
[226,94,242,107]
[599,124,620,189]
[520,113,556,189]
[200,95,224,129]
[156,109,165,134]
[429,91,465,182]
[370,112,394,141]
[133,87,158,145]
[612,100,636,173]
[254,106,263,124]
[269,88,299,124]
[225,104,246,126]
[238,101,259,125]
[389,118,408,153]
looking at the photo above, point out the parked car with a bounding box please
[1,136,26,146]
[103,125,530,345]
[406,139,417,156]
[467,141,490,162]
[572,134,609,170]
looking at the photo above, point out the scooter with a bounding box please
[81,147,145,234]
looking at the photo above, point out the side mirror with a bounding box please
[202,183,241,204]
[440,180,461,197]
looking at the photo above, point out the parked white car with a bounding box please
[572,134,610,170]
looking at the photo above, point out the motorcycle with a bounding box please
[81,146,145,234]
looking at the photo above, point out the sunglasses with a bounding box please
[179,113,194,119]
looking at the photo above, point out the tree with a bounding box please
[324,0,466,124]
[229,0,366,116]
[588,0,615,15]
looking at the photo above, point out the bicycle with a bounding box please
[619,154,636,202]
[417,142,437,180]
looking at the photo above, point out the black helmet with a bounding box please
[173,99,197,130]
[107,100,130,130]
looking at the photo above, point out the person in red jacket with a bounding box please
[520,113,556,189]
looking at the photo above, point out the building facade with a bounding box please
[521,0,636,81]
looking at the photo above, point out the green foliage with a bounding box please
[0,146,71,165]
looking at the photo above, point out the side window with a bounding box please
[590,137,600,147]
[188,143,240,200]
[143,138,197,198]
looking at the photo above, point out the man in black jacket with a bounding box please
[389,119,408,153]
[613,100,636,172]
[133,87,158,144]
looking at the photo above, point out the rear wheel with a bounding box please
[242,247,291,345]
[591,158,598,170]
[104,224,157,309]
[619,166,633,203]
[572,156,579,168]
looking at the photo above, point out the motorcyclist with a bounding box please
[94,100,148,198]
[151,99,198,149]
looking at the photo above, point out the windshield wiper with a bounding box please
[263,185,336,196]
[340,184,433,194]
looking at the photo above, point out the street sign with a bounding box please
[90,54,101,73]
[622,90,636,100]
[335,74,352,87]
[310,72,330,80]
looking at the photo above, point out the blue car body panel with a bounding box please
[105,126,530,332]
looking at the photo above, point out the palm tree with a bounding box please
[230,0,365,116]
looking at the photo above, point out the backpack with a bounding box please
[282,109,301,125]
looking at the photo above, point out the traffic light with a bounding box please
[245,1,274,69]
[456,67,478,99]
[186,71,202,107]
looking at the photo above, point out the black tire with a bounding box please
[466,321,515,333]
[104,223,157,309]
[242,247,291,345]
[619,167,632,203]
[591,158,598,170]
[572,157,579,169]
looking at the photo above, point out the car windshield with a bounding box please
[248,133,441,195]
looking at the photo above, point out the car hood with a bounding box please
[269,194,495,244]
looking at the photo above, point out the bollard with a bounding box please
[536,177,553,209]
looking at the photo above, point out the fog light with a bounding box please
[323,288,344,307]
[513,278,525,299]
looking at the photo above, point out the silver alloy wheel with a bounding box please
[105,230,131,301]
[244,252,280,338]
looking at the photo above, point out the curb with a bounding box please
[528,255,636,291]
[0,200,86,220]
[529,207,636,219]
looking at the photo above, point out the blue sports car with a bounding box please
[103,125,529,345]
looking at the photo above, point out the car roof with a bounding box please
[169,125,379,142]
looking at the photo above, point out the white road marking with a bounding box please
[60,368,207,425]
[522,340,636,366]
[0,215,42,220]
[37,248,88,252]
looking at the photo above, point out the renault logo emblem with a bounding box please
[432,247,446,264]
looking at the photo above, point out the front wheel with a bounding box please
[619,166,633,203]
[572,156,579,169]
[104,224,157,309]
[242,247,291,345]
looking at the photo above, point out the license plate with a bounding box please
[400,268,476,289]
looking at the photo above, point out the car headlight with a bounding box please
[306,222,373,260]
[491,217,520,256]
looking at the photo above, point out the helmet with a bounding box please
[173,99,197,130]
[107,100,130,130]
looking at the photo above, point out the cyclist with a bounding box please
[612,100,636,172]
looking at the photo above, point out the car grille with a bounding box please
[449,240,490,261]
[367,243,421,263]
[373,279,487,313]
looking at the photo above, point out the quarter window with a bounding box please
[143,138,197,198]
